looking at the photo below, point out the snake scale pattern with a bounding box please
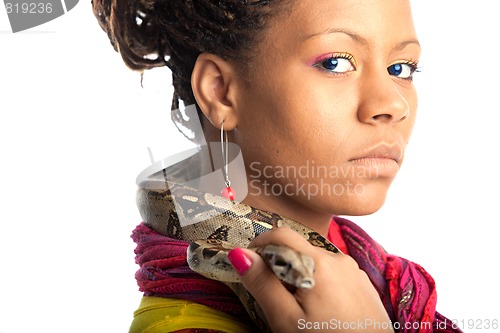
[137,179,341,331]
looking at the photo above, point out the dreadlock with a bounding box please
[92,0,288,139]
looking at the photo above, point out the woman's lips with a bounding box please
[348,143,403,178]
[350,156,399,164]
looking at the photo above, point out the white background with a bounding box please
[1,1,499,332]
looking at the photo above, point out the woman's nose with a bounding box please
[357,74,410,126]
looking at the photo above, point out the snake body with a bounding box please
[137,178,341,331]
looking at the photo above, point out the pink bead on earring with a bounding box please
[220,120,236,202]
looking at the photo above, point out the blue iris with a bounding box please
[322,58,339,71]
[388,64,403,76]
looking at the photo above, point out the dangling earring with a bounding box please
[220,121,236,202]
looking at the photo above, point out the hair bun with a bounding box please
[92,0,169,71]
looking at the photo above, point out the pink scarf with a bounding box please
[132,217,462,332]
[335,217,460,332]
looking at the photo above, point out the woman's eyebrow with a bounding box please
[302,27,368,45]
[302,27,420,51]
[394,39,421,51]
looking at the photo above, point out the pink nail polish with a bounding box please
[228,248,252,276]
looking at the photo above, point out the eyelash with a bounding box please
[389,60,421,81]
[312,53,356,76]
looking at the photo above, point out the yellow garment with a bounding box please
[129,296,254,333]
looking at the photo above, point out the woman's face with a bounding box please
[233,0,420,220]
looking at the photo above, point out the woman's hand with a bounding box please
[228,227,394,333]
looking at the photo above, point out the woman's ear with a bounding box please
[191,53,240,130]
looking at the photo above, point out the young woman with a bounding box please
[92,0,462,332]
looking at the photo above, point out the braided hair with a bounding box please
[92,0,289,139]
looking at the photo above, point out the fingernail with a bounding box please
[228,248,252,276]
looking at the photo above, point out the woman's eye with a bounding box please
[314,56,355,74]
[387,63,417,80]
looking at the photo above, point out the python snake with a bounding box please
[137,179,342,331]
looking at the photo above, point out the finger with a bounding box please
[228,247,303,325]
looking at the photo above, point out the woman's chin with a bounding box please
[325,184,390,216]
[343,201,385,216]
